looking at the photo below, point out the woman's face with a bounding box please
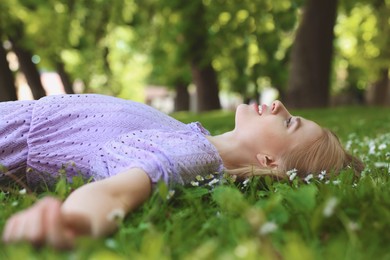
[233,100,323,166]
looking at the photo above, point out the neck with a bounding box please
[206,131,253,169]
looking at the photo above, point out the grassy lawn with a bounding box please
[1,105,389,259]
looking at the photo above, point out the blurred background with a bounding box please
[0,0,389,113]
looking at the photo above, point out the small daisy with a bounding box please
[286,168,297,181]
[208,178,219,186]
[304,174,313,184]
[323,197,338,217]
[166,190,175,200]
[259,221,278,235]
[107,208,125,222]
[191,181,199,187]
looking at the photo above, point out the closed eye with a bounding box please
[286,117,292,127]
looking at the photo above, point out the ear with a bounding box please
[256,154,279,169]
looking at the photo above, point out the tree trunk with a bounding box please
[191,62,221,112]
[366,68,390,106]
[184,0,220,112]
[10,39,46,99]
[286,0,338,108]
[174,82,190,112]
[56,61,74,94]
[0,44,17,101]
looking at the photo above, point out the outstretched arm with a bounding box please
[2,168,152,249]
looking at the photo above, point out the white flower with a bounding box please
[286,168,297,176]
[166,190,175,200]
[304,174,313,184]
[242,178,250,187]
[318,170,326,181]
[345,140,352,150]
[332,180,341,185]
[107,208,125,222]
[259,221,278,235]
[105,238,118,249]
[191,181,199,187]
[378,143,387,150]
[374,162,388,168]
[286,168,297,181]
[208,178,219,186]
[347,221,359,231]
[323,197,338,217]
[235,245,249,258]
[369,141,376,155]
[19,188,26,195]
[289,172,297,181]
[195,175,204,181]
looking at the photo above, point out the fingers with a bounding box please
[2,207,40,244]
[2,197,74,249]
[2,211,21,243]
[45,198,74,249]
[25,205,44,244]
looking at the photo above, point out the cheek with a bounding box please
[259,128,290,152]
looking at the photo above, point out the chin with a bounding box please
[234,104,251,126]
[236,104,251,113]
[235,104,247,117]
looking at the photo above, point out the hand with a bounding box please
[2,197,76,249]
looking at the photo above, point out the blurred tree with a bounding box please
[133,0,300,110]
[2,0,128,97]
[0,42,17,101]
[0,0,46,99]
[56,61,74,94]
[0,2,17,101]
[206,0,301,102]
[286,0,338,108]
[367,68,389,105]
[173,80,190,111]
[29,0,112,94]
[131,1,192,111]
[337,0,390,106]
[5,0,386,107]
[27,0,76,94]
[9,25,46,99]
[133,0,221,112]
[185,1,221,111]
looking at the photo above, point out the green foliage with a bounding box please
[2,0,388,103]
[212,186,249,214]
[334,0,390,93]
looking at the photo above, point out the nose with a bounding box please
[271,100,291,117]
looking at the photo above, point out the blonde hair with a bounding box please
[228,128,365,180]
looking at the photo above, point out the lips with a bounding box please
[258,104,267,115]
[252,103,268,115]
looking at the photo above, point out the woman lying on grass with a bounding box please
[0,94,363,249]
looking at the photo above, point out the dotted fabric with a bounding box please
[0,100,34,179]
[0,94,224,189]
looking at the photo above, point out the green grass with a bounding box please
[1,106,390,259]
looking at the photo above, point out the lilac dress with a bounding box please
[0,94,224,189]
